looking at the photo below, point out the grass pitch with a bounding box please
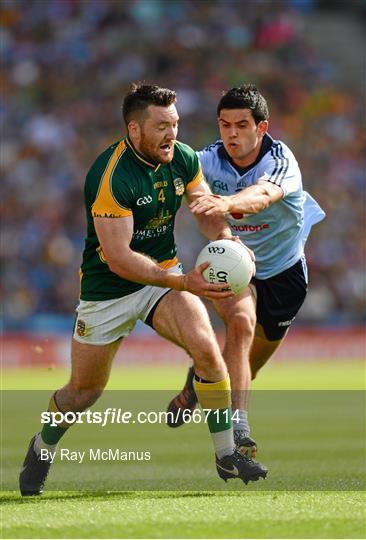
[2,490,365,539]
[1,359,365,538]
[2,359,365,390]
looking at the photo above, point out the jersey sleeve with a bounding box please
[90,140,133,218]
[186,159,204,191]
[260,142,302,197]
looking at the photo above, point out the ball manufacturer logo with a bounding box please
[208,267,216,283]
[216,271,228,283]
[208,246,225,254]
[137,196,152,206]
[207,267,228,284]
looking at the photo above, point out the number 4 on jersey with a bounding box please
[158,189,166,203]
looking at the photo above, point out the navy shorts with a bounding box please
[251,257,308,341]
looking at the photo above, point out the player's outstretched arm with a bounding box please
[94,216,233,300]
[190,179,283,216]
[186,179,232,239]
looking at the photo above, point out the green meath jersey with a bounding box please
[80,137,204,300]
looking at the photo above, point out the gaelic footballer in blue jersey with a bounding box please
[167,84,325,455]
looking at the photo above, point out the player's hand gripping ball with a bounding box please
[196,239,255,295]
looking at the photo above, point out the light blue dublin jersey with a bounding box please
[197,134,325,279]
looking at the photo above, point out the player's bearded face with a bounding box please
[218,109,268,167]
[138,104,179,164]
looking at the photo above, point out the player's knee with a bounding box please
[187,328,220,365]
[191,334,222,370]
[227,311,256,340]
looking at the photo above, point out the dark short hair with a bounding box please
[122,83,176,125]
[217,84,269,124]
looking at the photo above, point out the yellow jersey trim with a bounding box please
[91,140,132,218]
[187,167,204,191]
[158,256,179,270]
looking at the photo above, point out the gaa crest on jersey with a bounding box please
[173,177,185,196]
[76,319,86,337]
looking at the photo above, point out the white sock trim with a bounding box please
[33,433,58,456]
[212,428,235,459]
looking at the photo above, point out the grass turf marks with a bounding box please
[2,491,365,539]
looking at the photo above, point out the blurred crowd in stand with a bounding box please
[1,0,365,330]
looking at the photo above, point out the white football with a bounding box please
[195,239,254,295]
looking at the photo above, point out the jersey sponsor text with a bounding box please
[231,223,270,232]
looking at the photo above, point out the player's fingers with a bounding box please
[233,236,244,245]
[206,282,232,292]
[204,207,220,215]
[189,195,210,209]
[189,205,204,215]
[219,235,243,244]
[193,201,215,211]
[203,289,234,299]
[191,203,211,214]
[246,247,256,261]
[196,261,210,273]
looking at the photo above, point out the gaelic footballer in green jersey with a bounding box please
[80,137,203,300]
[19,84,267,498]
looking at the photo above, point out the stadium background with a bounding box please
[1,2,365,539]
[1,0,365,367]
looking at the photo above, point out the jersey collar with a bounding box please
[125,136,161,171]
[218,133,273,175]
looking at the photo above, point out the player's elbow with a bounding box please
[105,255,129,278]
[106,258,119,275]
[251,195,271,213]
[256,186,275,212]
[99,243,133,276]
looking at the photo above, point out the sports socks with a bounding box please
[33,393,70,456]
[232,409,250,439]
[194,374,235,459]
